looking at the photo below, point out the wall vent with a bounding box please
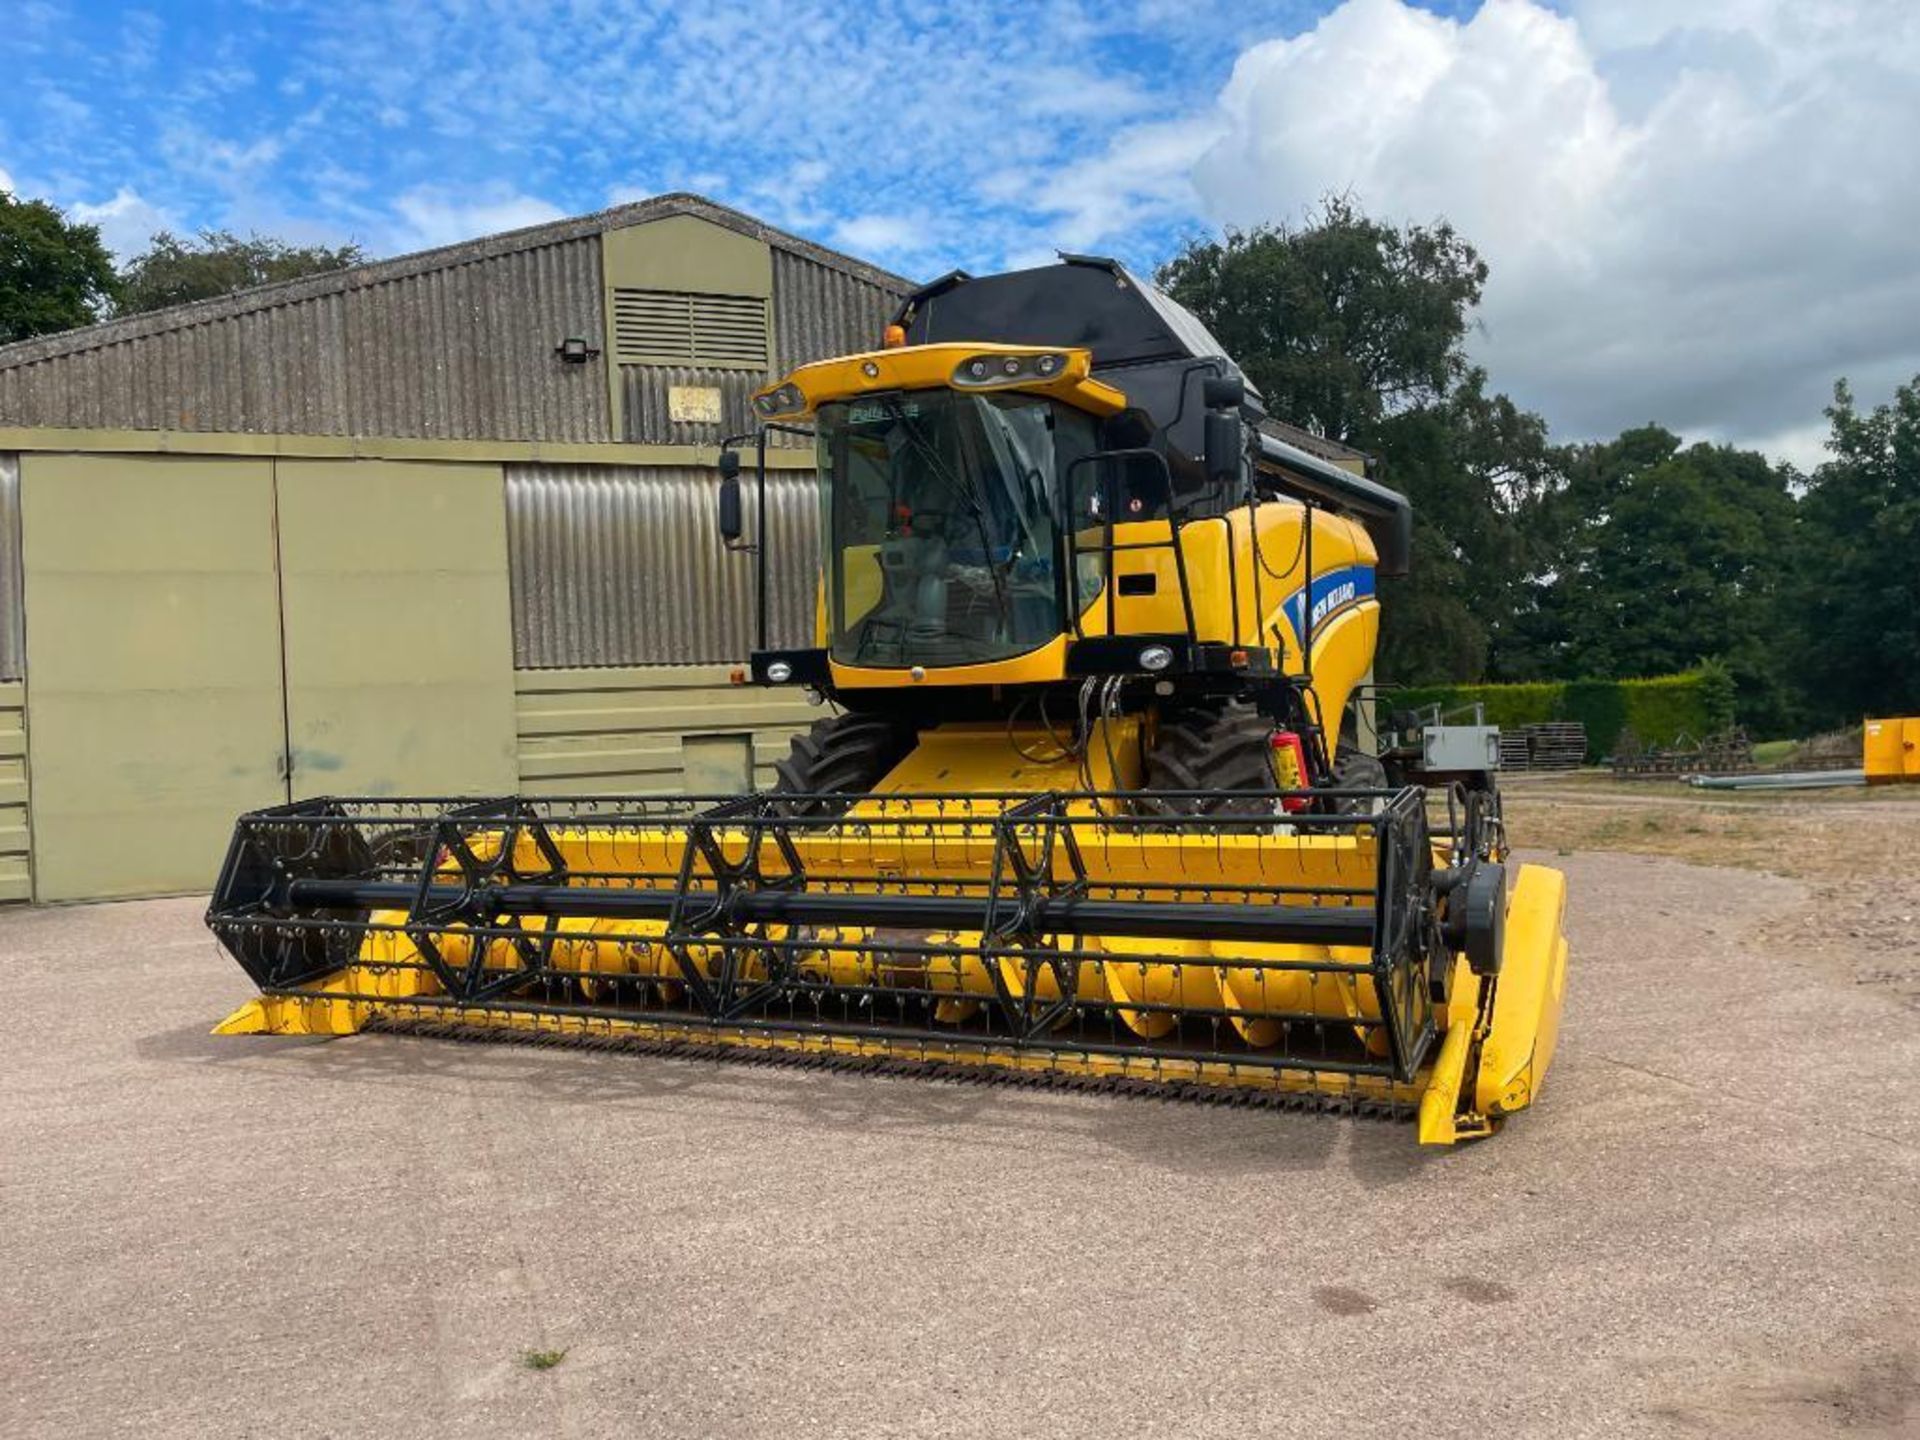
[610,289,769,369]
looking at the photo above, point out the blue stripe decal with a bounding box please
[1281,565,1376,643]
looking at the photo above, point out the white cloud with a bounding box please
[386,183,566,251]
[997,113,1226,258]
[0,166,14,195]
[68,186,182,259]
[1183,0,1920,455]
[17,0,1915,464]
[832,214,926,255]
[286,0,1205,273]
[1744,419,1832,474]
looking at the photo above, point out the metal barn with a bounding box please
[0,194,909,901]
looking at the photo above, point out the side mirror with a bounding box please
[1203,409,1243,486]
[717,460,744,544]
[1202,373,1246,410]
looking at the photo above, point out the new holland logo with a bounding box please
[1286,566,1375,639]
[1310,580,1358,627]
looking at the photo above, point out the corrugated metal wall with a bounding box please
[507,463,821,668]
[515,665,817,795]
[766,249,904,449]
[0,455,21,681]
[613,249,901,446]
[0,238,611,442]
[618,366,760,446]
[773,248,901,373]
[0,205,909,450]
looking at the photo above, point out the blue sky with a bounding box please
[5,0,1918,464]
[5,0,1437,271]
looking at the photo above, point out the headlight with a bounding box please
[765,660,794,683]
[754,383,806,417]
[1139,644,1174,672]
[952,352,1069,387]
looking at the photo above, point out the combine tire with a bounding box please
[773,712,917,814]
[1138,700,1279,818]
[1330,746,1390,814]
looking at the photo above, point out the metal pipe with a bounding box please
[281,878,1378,947]
[1255,433,1412,577]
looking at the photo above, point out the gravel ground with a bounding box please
[1,845,1915,1439]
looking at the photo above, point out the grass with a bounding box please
[1509,785,1914,882]
[1750,738,1797,766]
[521,1349,568,1372]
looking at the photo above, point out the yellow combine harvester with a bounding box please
[206,258,1569,1144]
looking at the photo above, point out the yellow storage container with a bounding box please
[1863,716,1920,783]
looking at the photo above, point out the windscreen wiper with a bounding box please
[889,406,1013,625]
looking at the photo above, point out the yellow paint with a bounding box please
[838,544,884,632]
[1863,716,1920,783]
[1416,1018,1475,1145]
[830,635,1075,690]
[754,343,1126,420]
[215,990,1437,1106]
[215,798,1571,1144]
[866,716,1145,794]
[199,332,1572,1145]
[827,493,1379,731]
[1473,864,1569,1118]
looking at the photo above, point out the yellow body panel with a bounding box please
[825,491,1379,757]
[1474,864,1570,1117]
[869,718,1145,794]
[756,343,1126,420]
[1416,1018,1479,1145]
[829,636,1075,690]
[1863,717,1920,783]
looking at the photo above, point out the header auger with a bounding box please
[205,255,1570,1144]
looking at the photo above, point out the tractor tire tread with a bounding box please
[1138,699,1278,817]
[773,713,917,813]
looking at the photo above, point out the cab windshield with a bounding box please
[815,391,1100,668]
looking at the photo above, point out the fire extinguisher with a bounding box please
[1270,730,1311,813]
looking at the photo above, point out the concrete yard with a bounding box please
[3,792,1917,1438]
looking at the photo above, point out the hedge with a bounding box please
[1391,664,1737,761]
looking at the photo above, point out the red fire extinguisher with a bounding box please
[1270,730,1311,813]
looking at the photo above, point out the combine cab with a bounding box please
[206,257,1570,1144]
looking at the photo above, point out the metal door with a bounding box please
[274,459,517,798]
[20,455,286,899]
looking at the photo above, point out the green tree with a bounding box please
[0,190,120,343]
[1158,198,1545,684]
[1520,427,1797,732]
[1787,378,1920,726]
[1371,372,1557,683]
[117,229,363,315]
[1158,195,1488,445]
